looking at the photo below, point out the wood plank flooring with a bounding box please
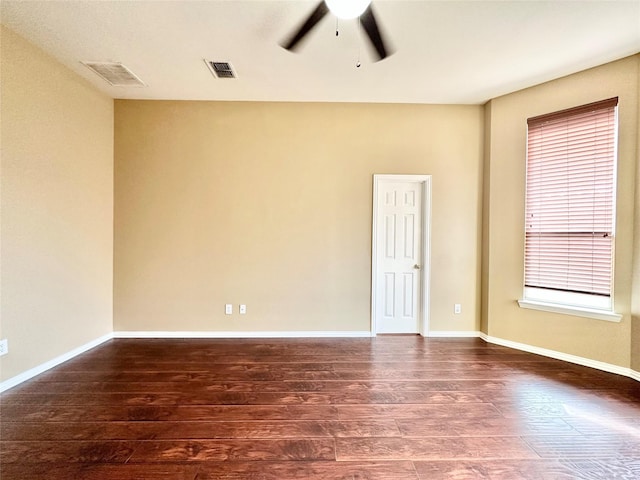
[1,336,639,479]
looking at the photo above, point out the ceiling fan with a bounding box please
[281,0,393,62]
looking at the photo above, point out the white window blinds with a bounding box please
[525,98,618,297]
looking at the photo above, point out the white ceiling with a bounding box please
[2,0,639,105]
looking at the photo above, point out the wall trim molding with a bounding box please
[113,330,375,339]
[479,332,639,382]
[427,330,481,338]
[0,333,114,393]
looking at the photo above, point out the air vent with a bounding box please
[82,62,146,87]
[204,60,237,79]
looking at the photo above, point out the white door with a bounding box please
[372,176,430,334]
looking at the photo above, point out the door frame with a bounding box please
[371,174,432,336]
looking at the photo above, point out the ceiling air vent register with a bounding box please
[205,60,236,79]
[82,62,146,87]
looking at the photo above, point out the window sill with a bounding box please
[517,299,622,323]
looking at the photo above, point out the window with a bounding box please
[519,98,620,321]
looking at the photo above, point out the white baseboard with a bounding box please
[479,332,639,382]
[113,330,375,339]
[0,333,113,393]
[427,330,481,338]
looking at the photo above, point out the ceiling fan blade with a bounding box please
[281,1,329,51]
[360,5,392,61]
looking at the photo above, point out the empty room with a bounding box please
[1,1,640,479]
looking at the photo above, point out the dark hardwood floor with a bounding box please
[1,336,640,479]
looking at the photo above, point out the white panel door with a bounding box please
[375,181,423,333]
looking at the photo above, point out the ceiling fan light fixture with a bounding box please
[325,0,371,19]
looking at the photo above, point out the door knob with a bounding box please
[413,264,421,270]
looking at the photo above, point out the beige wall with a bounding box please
[483,55,639,368]
[0,26,114,381]
[480,101,492,335]
[114,101,484,333]
[632,56,640,373]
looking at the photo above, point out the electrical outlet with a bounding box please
[454,304,461,314]
[239,304,247,315]
[0,339,8,356]
[225,304,233,315]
